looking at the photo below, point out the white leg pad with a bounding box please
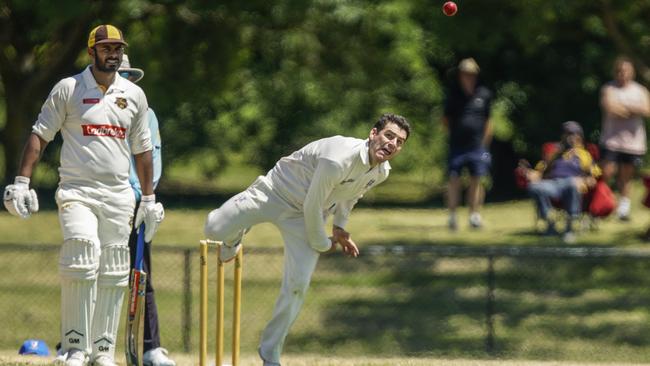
[92,243,129,360]
[59,238,99,356]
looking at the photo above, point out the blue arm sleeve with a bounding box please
[130,108,162,201]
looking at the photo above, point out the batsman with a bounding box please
[204,113,410,365]
[2,25,164,366]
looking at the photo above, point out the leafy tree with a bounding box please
[0,0,117,184]
[3,0,650,198]
[154,0,444,180]
[116,0,272,178]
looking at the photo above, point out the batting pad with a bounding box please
[59,238,98,355]
[91,285,125,360]
[59,238,99,280]
[92,243,129,360]
[97,243,130,287]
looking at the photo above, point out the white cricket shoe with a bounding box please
[54,355,67,365]
[143,347,176,366]
[64,349,87,366]
[562,231,577,244]
[53,344,67,365]
[448,214,458,231]
[617,197,631,221]
[258,347,281,366]
[469,212,483,229]
[92,355,117,366]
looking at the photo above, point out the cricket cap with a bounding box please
[458,58,480,74]
[18,339,50,356]
[88,24,128,48]
[119,54,144,83]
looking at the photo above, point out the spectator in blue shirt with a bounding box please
[519,121,601,244]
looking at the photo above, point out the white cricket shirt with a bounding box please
[32,66,152,191]
[267,136,391,252]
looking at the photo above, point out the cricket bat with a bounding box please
[125,223,147,366]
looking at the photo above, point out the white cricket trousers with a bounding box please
[204,176,321,365]
[56,186,134,359]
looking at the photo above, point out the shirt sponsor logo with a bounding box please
[82,124,126,139]
[83,98,100,104]
[364,179,376,189]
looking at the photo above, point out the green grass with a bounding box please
[3,184,650,363]
[3,352,650,366]
[2,197,649,248]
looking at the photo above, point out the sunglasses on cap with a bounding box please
[119,71,131,78]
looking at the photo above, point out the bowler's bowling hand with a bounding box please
[332,226,360,258]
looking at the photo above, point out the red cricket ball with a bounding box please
[442,1,458,16]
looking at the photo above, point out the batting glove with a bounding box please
[135,194,164,242]
[3,176,39,219]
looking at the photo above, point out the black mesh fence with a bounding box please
[3,244,650,362]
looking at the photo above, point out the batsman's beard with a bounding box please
[94,53,121,73]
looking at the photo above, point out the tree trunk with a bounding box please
[2,90,33,184]
[600,0,650,82]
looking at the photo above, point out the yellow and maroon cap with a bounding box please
[88,25,128,48]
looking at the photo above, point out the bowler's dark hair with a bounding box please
[373,113,411,139]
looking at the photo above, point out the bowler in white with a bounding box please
[204,113,411,366]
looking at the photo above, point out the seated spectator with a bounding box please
[518,121,601,243]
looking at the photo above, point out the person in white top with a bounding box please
[204,113,410,366]
[2,25,164,366]
[599,56,650,220]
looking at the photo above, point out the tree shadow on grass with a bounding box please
[289,252,650,359]
[290,255,493,357]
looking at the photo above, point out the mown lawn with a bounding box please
[3,184,650,364]
[3,352,650,366]
[2,197,649,248]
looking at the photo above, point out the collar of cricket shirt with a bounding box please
[82,65,127,94]
[360,140,392,173]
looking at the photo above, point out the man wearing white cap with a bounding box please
[2,25,164,366]
[119,55,175,366]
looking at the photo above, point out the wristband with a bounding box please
[14,176,30,186]
[141,194,156,202]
